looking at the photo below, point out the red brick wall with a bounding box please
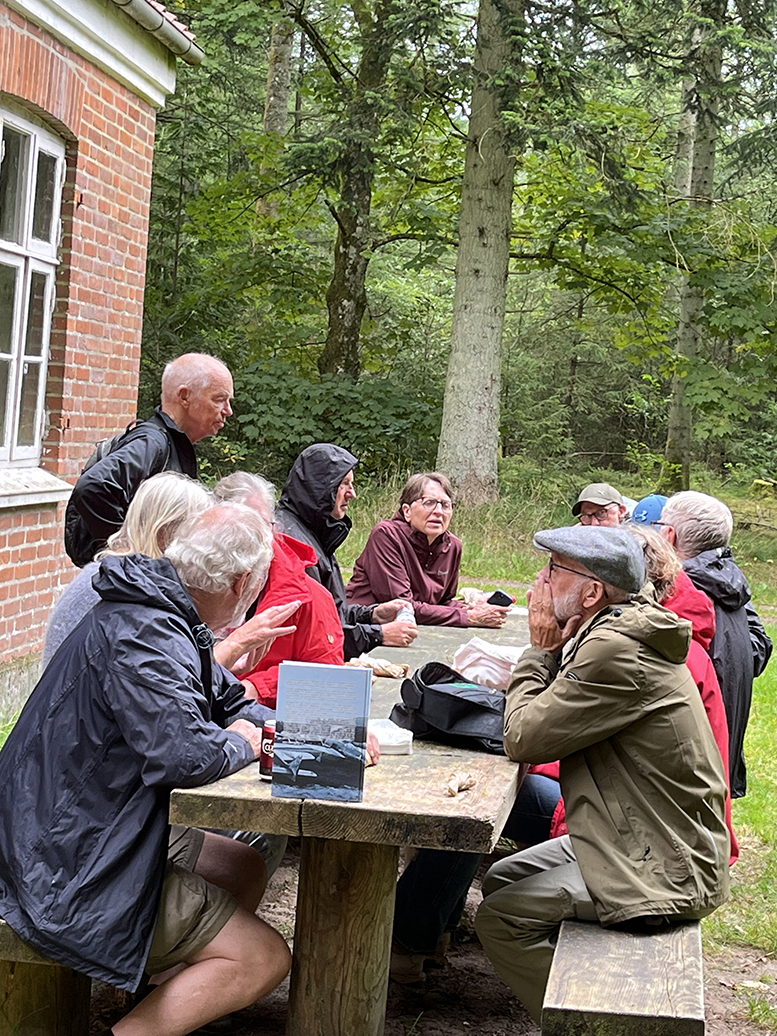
[0,5,160,672]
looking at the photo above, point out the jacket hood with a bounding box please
[577,593,692,665]
[265,533,317,604]
[683,548,751,612]
[664,569,716,651]
[278,443,358,554]
[92,554,200,625]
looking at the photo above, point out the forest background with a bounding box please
[141,0,777,505]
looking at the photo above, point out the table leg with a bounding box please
[286,837,399,1036]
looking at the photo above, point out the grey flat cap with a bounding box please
[572,482,624,516]
[534,526,645,593]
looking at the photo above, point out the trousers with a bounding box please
[475,835,597,1022]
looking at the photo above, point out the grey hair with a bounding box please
[661,491,733,559]
[161,353,231,403]
[213,471,276,521]
[165,502,274,595]
[628,524,681,601]
[101,472,211,559]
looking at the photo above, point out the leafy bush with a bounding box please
[232,360,442,483]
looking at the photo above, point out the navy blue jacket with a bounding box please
[0,555,270,990]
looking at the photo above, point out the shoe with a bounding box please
[423,931,451,971]
[390,946,427,984]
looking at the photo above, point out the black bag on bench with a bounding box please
[389,661,506,754]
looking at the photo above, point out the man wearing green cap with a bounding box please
[475,526,730,1023]
[572,481,631,525]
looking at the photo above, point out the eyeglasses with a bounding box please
[416,497,453,513]
[579,506,615,525]
[548,559,608,598]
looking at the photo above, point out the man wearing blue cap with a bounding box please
[475,525,730,1023]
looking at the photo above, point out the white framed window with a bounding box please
[0,100,65,467]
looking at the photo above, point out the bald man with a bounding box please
[65,353,233,566]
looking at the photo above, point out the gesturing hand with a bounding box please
[217,601,301,674]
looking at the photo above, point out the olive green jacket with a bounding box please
[505,595,730,926]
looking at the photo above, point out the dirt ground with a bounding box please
[89,839,776,1036]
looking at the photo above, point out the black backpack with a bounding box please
[390,661,507,754]
[64,419,171,567]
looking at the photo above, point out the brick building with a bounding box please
[0,0,202,720]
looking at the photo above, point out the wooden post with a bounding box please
[287,837,399,1036]
[0,960,90,1036]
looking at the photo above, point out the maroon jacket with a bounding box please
[346,512,468,626]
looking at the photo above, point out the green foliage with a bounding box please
[233,359,442,483]
[139,0,777,483]
[0,715,16,750]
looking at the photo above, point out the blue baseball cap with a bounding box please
[630,494,668,525]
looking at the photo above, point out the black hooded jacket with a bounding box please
[0,555,270,990]
[276,443,382,658]
[65,407,197,566]
[683,547,773,798]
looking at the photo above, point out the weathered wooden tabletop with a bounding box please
[170,611,531,1036]
[170,610,530,852]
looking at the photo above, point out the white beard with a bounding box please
[552,584,586,626]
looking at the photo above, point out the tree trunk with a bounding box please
[258,16,294,219]
[660,6,724,492]
[436,0,520,504]
[317,2,397,379]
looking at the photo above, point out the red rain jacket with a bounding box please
[242,533,344,708]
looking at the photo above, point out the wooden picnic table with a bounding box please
[170,610,530,1036]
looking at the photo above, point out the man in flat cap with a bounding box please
[475,526,730,1023]
[572,481,632,526]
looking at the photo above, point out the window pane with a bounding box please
[0,358,9,448]
[0,262,17,354]
[32,151,57,242]
[0,127,27,243]
[24,272,47,357]
[17,360,40,446]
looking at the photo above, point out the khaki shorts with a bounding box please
[146,825,238,975]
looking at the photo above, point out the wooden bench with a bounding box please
[0,917,90,1036]
[542,919,704,1035]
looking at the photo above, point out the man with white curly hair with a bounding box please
[659,490,772,798]
[0,502,291,1036]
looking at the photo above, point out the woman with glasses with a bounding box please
[346,472,509,627]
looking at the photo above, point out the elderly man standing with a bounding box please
[660,490,772,798]
[0,503,290,1036]
[475,526,730,1023]
[65,352,233,566]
